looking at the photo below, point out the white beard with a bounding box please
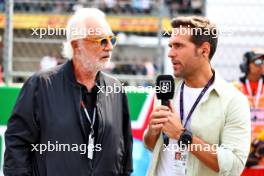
[82,57,110,72]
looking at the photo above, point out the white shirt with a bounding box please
[147,73,251,176]
[156,83,212,176]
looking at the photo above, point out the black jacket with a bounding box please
[4,61,133,176]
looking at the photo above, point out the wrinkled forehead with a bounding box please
[169,29,191,44]
[69,17,113,40]
[86,18,112,36]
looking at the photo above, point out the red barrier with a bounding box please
[241,168,264,176]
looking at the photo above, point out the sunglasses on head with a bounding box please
[83,36,117,49]
[252,58,264,66]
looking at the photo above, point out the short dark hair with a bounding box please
[171,16,218,60]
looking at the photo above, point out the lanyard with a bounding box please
[245,78,263,107]
[180,72,215,128]
[80,101,96,134]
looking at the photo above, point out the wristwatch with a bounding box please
[178,129,193,147]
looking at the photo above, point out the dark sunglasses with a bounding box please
[83,36,117,49]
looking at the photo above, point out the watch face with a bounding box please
[183,135,191,144]
[182,131,192,145]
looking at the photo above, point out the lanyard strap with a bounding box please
[180,72,215,128]
[245,78,263,107]
[81,101,96,134]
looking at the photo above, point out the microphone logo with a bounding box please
[160,80,172,93]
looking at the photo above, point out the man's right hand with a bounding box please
[143,105,170,151]
[148,105,170,135]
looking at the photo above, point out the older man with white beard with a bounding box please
[4,8,133,176]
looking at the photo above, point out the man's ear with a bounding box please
[200,42,211,58]
[71,40,78,49]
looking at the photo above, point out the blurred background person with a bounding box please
[237,49,264,137]
[235,49,264,171]
[246,130,264,167]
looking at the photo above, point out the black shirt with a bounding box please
[80,85,99,147]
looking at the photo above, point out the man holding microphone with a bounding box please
[144,16,251,176]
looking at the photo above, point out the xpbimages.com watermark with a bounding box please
[31,25,108,39]
[96,82,171,95]
[163,141,234,154]
[31,141,102,155]
[163,25,234,38]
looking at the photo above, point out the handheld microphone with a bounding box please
[156,75,175,146]
[156,75,175,106]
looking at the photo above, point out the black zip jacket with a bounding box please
[4,60,133,176]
